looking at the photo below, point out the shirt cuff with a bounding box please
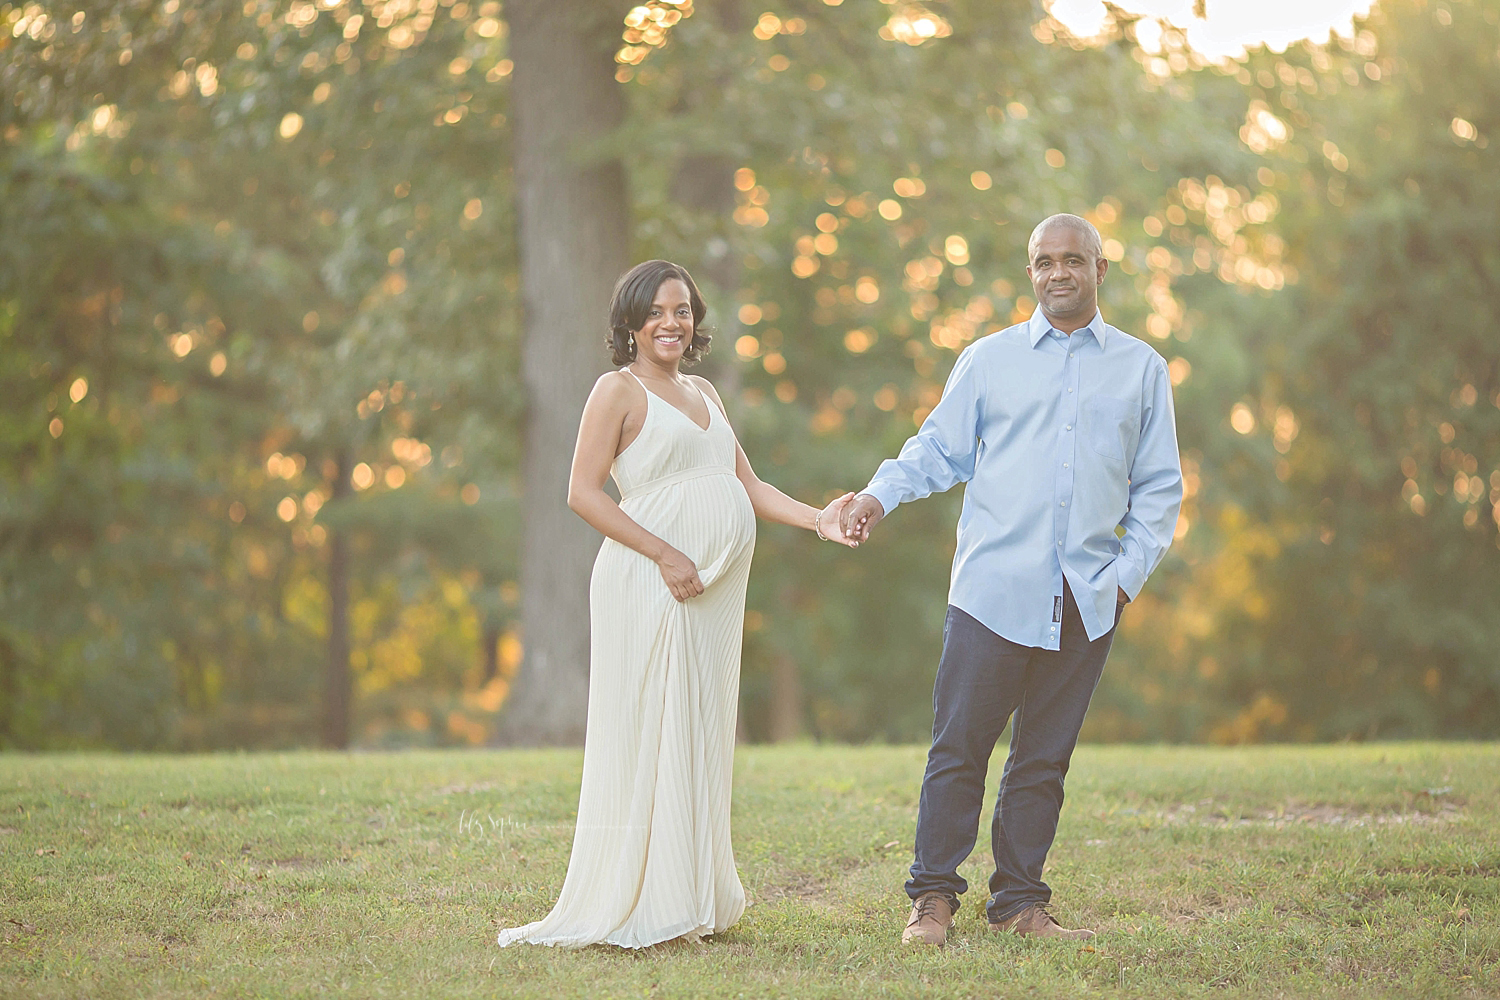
[1115,556,1147,602]
[860,481,902,520]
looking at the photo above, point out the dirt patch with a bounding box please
[434,782,500,795]
[1324,954,1400,984]
[3,919,38,942]
[1159,891,1254,924]
[249,856,320,872]
[224,897,300,930]
[759,871,835,902]
[1135,800,1463,829]
[755,855,868,904]
[1374,861,1500,878]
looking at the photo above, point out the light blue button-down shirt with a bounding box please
[863,309,1183,648]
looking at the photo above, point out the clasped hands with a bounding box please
[839,493,885,544]
[817,492,863,549]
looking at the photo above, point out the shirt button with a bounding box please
[1060,501,1067,507]
[1063,463,1069,468]
[1057,540,1063,546]
[1065,424,1073,431]
[1068,387,1073,392]
[1069,352,1074,357]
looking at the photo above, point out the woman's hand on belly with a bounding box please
[656,545,705,602]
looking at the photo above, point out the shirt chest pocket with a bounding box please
[1084,395,1139,463]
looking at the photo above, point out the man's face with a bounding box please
[1025,226,1108,324]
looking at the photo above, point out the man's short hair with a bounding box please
[1028,214,1103,263]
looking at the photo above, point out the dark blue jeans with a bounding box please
[905,585,1118,923]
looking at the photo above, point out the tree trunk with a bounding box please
[768,651,804,742]
[480,619,500,684]
[321,450,353,748]
[0,636,17,745]
[499,0,629,744]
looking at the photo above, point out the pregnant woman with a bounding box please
[497,260,856,949]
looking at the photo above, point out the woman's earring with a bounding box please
[628,332,636,353]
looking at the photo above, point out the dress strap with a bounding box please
[620,367,655,418]
[692,383,719,427]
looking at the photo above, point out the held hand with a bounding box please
[656,546,704,602]
[840,493,885,544]
[816,493,860,548]
[1117,587,1130,606]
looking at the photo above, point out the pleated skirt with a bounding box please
[497,472,755,949]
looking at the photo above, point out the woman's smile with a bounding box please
[634,279,694,366]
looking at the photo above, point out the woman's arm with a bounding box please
[567,372,705,601]
[691,377,857,547]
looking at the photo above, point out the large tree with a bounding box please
[497,0,629,744]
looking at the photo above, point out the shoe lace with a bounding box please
[1029,904,1060,928]
[913,894,946,923]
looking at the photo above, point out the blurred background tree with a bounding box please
[1190,0,1500,739]
[0,0,1495,748]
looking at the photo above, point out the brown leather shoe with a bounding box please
[901,892,955,946]
[989,903,1094,941]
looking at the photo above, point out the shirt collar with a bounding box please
[1027,309,1108,349]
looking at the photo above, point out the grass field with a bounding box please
[1,743,1496,998]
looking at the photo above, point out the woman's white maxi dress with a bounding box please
[497,373,755,949]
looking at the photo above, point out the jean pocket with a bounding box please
[1085,395,1138,462]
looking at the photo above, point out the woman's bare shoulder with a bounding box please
[591,368,644,408]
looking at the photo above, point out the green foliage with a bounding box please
[0,0,1496,746]
[0,139,311,747]
[1092,0,1500,741]
[1,0,524,747]
[1218,0,1500,737]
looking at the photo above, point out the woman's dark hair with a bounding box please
[607,260,712,367]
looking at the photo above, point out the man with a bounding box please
[841,214,1182,946]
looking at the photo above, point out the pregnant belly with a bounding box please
[618,472,755,576]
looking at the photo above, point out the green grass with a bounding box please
[1,743,1497,998]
